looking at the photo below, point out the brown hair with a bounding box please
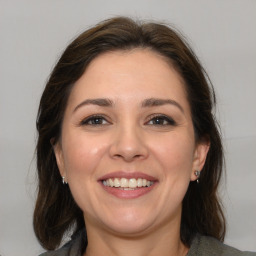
[34,16,225,250]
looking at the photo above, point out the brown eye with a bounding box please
[147,115,176,126]
[81,115,109,126]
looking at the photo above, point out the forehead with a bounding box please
[67,49,189,111]
[82,48,184,85]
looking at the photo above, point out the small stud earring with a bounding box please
[62,176,67,184]
[194,170,200,183]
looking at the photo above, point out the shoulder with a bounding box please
[38,240,75,256]
[38,230,86,256]
[188,234,256,256]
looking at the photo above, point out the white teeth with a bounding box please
[137,178,142,187]
[129,178,137,188]
[102,178,154,188]
[120,178,129,187]
[114,178,120,187]
[109,178,114,187]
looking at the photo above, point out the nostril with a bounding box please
[112,153,144,162]
[109,133,149,161]
[114,154,122,158]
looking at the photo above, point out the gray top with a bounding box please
[39,231,256,256]
[187,234,256,256]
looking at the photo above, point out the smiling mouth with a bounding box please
[102,178,154,190]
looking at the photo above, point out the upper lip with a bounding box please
[98,171,157,181]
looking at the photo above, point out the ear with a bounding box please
[191,140,210,181]
[52,140,66,178]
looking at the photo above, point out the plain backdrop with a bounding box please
[0,0,255,255]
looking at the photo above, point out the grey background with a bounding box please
[0,0,255,255]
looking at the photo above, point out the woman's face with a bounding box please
[54,49,209,237]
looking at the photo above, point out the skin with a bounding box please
[54,49,209,256]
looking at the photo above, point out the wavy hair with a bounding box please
[34,16,225,250]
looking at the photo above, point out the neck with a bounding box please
[84,218,188,256]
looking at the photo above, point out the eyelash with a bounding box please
[80,114,176,127]
[145,114,177,126]
[80,115,110,126]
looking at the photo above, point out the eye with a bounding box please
[146,114,176,126]
[80,115,109,126]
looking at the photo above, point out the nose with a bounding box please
[109,124,149,162]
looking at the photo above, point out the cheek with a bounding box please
[62,133,108,178]
[151,132,195,174]
[145,133,195,219]
[61,134,110,212]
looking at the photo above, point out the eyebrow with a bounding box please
[73,97,184,113]
[141,98,184,113]
[73,98,113,112]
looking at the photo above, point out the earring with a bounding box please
[194,170,200,183]
[62,176,67,184]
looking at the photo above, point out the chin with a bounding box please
[105,220,153,237]
[97,208,157,236]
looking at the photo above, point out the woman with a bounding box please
[34,17,255,256]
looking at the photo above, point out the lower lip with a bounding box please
[100,182,157,199]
